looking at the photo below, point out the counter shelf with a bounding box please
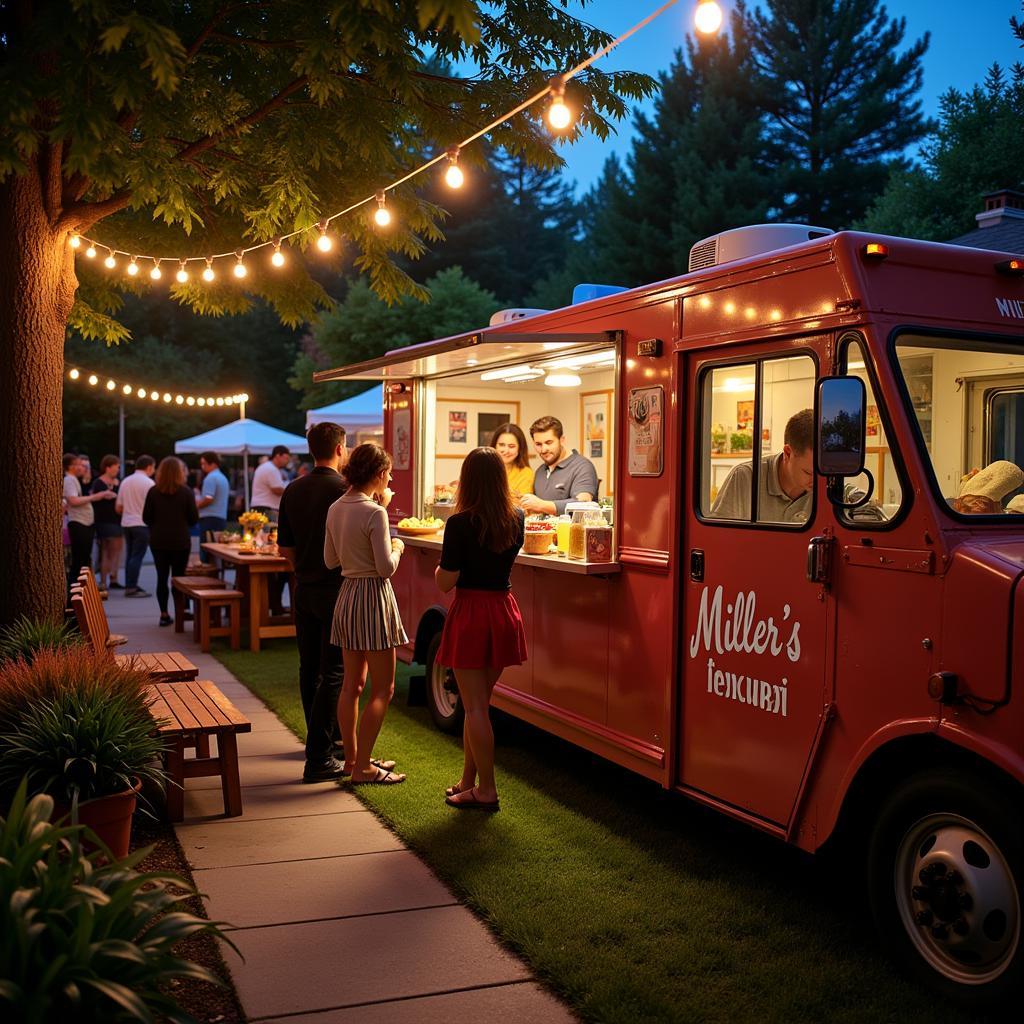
[394,530,622,576]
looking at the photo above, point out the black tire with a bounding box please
[867,768,1024,1008]
[424,631,463,734]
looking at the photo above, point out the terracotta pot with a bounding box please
[53,778,141,859]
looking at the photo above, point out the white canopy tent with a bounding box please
[175,417,308,509]
[305,385,383,441]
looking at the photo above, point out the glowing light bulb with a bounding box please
[104,253,116,269]
[202,260,215,282]
[69,234,81,249]
[206,397,215,406]
[374,190,391,227]
[85,245,97,259]
[316,225,333,252]
[126,258,139,277]
[233,255,247,278]
[151,391,159,401]
[547,78,572,130]
[271,243,286,267]
[150,260,162,281]
[88,374,98,386]
[137,388,147,398]
[197,397,206,407]
[186,396,195,406]
[122,383,132,395]
[215,397,224,406]
[106,379,116,390]
[69,368,80,380]
[694,1,723,34]
[175,394,184,404]
[241,392,249,403]
[176,262,189,283]
[225,396,234,405]
[163,392,172,403]
[444,149,464,189]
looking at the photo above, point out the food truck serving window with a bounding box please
[699,353,816,528]
[894,332,1024,518]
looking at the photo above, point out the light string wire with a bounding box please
[70,0,706,273]
[65,364,249,409]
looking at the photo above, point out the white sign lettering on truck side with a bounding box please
[995,297,1024,319]
[688,585,801,718]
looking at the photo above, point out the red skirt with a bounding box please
[436,588,528,670]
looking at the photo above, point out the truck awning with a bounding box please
[312,327,618,382]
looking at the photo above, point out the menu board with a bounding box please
[628,385,664,476]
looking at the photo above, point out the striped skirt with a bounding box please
[331,576,409,651]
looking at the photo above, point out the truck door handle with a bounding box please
[806,536,831,584]
[690,549,705,582]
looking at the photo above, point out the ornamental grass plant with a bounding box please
[0,649,165,815]
[0,779,236,1024]
[0,614,83,665]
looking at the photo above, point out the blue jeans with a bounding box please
[198,517,227,562]
[123,526,150,590]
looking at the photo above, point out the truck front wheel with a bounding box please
[868,770,1023,1006]
[424,631,463,734]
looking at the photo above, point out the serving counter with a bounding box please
[395,530,621,576]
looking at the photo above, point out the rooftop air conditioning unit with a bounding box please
[688,224,833,272]
[488,308,549,326]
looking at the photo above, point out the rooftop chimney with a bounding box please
[976,189,1024,229]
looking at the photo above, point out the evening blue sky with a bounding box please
[555,0,1024,195]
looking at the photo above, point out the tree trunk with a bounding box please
[0,170,78,625]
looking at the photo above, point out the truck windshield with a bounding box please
[894,333,1024,516]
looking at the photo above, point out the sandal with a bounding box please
[445,781,471,797]
[445,787,500,812]
[339,758,397,778]
[351,766,406,786]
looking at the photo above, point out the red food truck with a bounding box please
[315,225,1024,1003]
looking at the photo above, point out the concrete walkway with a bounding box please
[107,565,575,1023]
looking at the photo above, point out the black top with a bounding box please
[90,477,120,525]
[439,510,525,591]
[278,466,349,586]
[142,485,198,550]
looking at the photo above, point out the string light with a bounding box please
[85,244,97,259]
[70,1,721,273]
[149,259,162,281]
[444,148,464,189]
[66,367,250,410]
[176,261,189,283]
[547,76,573,130]
[271,242,286,267]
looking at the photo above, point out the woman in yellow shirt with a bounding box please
[490,423,534,497]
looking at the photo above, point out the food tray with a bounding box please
[396,526,444,536]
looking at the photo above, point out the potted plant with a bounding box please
[730,430,753,453]
[0,649,165,858]
[0,779,237,1023]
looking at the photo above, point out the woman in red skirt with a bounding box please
[435,447,527,811]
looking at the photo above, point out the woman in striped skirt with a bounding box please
[324,443,408,785]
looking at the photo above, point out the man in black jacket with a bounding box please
[278,421,349,782]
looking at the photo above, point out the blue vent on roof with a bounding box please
[572,283,628,304]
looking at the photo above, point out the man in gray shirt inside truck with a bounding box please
[710,409,814,524]
[520,415,599,516]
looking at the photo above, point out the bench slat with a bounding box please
[159,684,210,732]
[182,680,235,729]
[196,681,252,731]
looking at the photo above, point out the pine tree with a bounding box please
[740,0,930,227]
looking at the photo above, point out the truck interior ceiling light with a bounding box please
[545,371,582,388]
[503,369,545,383]
[863,242,889,259]
[996,258,1024,276]
[480,363,535,381]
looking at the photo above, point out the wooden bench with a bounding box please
[70,571,198,683]
[192,589,243,653]
[146,680,251,821]
[171,575,226,634]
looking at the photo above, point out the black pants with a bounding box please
[152,548,189,614]
[67,521,95,587]
[295,582,344,765]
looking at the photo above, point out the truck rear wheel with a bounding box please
[868,770,1023,1006]
[424,631,463,734]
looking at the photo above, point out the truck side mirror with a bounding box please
[816,376,866,477]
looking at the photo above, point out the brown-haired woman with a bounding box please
[489,422,534,498]
[324,443,408,784]
[435,447,527,811]
[91,454,123,592]
[143,456,198,626]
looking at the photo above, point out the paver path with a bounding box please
[107,564,575,1022]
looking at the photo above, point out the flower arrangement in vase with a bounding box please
[238,510,269,550]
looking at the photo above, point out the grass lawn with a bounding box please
[216,640,992,1024]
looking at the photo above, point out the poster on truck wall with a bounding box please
[628,385,664,476]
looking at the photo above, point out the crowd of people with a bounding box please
[61,413,602,811]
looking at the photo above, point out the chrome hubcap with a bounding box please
[895,813,1019,984]
[430,659,459,719]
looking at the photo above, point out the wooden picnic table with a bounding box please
[201,542,296,652]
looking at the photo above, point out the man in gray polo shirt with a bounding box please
[711,409,814,524]
[520,415,599,515]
